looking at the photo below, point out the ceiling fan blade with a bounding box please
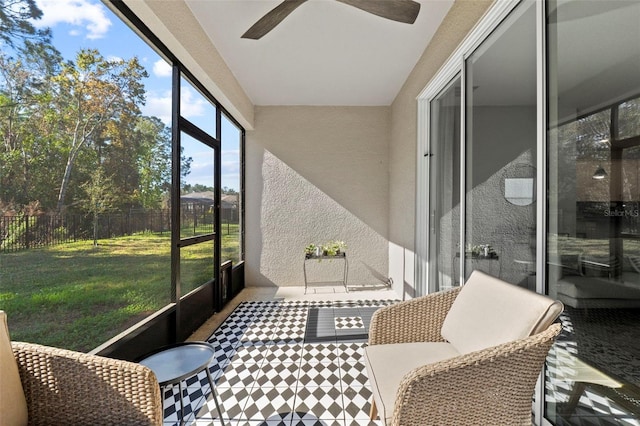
[242,0,308,39]
[336,0,421,24]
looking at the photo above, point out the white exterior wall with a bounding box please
[245,106,390,288]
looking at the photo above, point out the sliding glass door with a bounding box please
[464,0,537,287]
[422,1,537,290]
[419,0,640,424]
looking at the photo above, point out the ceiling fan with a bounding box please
[242,0,421,40]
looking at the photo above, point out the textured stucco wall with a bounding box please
[388,0,494,297]
[466,106,537,287]
[246,106,390,287]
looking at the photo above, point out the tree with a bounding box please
[98,116,141,209]
[133,116,171,209]
[0,0,61,211]
[0,46,61,208]
[0,0,52,50]
[184,183,212,194]
[80,167,117,246]
[49,49,147,213]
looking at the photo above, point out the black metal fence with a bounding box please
[1,210,172,253]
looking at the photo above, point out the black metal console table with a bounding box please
[303,252,348,294]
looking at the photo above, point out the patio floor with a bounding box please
[162,285,640,426]
[164,286,398,425]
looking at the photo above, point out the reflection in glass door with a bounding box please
[428,77,461,292]
[546,1,640,423]
[464,1,537,287]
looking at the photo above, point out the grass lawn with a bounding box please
[0,226,240,352]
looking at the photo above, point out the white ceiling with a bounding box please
[184,0,454,106]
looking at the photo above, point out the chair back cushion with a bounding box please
[441,270,564,354]
[0,311,28,426]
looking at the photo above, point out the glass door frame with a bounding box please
[426,74,462,294]
[415,0,549,423]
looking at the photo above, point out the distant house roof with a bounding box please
[221,194,238,206]
[181,192,238,208]
[180,191,214,205]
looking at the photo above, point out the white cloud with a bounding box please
[153,60,172,78]
[143,90,172,124]
[180,88,207,119]
[35,0,111,40]
[222,161,240,174]
[184,160,214,186]
[143,87,210,126]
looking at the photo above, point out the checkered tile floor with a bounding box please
[160,300,640,425]
[161,300,396,425]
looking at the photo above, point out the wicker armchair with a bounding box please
[1,312,162,426]
[364,270,563,426]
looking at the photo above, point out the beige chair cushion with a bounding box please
[441,270,563,354]
[0,311,28,426]
[364,342,460,425]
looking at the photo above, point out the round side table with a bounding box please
[139,342,226,426]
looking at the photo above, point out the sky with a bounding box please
[30,0,241,191]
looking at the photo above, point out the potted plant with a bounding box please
[305,243,318,258]
[478,244,496,258]
[322,240,347,256]
[334,240,346,255]
[466,243,496,259]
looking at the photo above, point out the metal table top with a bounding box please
[139,342,216,386]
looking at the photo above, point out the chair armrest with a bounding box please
[390,323,562,426]
[12,341,163,426]
[368,287,461,345]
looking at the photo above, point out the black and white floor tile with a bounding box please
[161,299,397,425]
[161,299,640,425]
